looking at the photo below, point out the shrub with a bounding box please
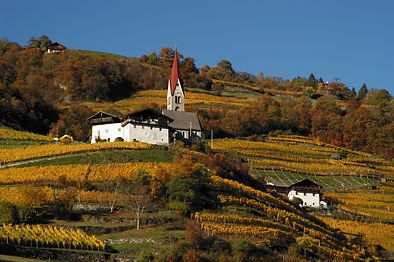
[235,239,258,262]
[0,201,19,224]
[290,197,303,207]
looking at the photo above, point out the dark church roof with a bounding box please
[124,108,173,121]
[162,110,202,131]
[88,111,121,125]
[121,108,173,128]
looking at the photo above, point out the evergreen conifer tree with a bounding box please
[357,83,368,100]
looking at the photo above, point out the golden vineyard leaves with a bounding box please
[193,212,292,232]
[0,185,136,206]
[212,138,393,178]
[0,185,55,207]
[0,128,52,141]
[200,222,286,238]
[92,89,251,113]
[0,224,105,251]
[216,195,333,238]
[326,190,394,221]
[134,89,252,107]
[0,162,171,184]
[212,138,336,157]
[0,142,151,164]
[201,193,359,259]
[211,175,298,213]
[318,216,394,252]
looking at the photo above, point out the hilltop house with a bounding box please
[287,179,326,208]
[89,49,203,145]
[47,42,66,53]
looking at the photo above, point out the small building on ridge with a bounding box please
[47,42,66,53]
[287,179,325,208]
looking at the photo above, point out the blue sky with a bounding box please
[1,0,393,94]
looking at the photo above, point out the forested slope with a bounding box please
[0,36,393,159]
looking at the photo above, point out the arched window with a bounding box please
[175,96,181,103]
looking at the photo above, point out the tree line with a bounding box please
[0,35,393,159]
[199,89,394,159]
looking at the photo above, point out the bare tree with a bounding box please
[105,177,127,213]
[130,191,149,230]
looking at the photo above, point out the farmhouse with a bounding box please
[121,109,173,144]
[88,112,122,143]
[89,49,203,145]
[47,42,66,53]
[287,179,326,208]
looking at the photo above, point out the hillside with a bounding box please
[1,37,393,158]
[0,36,393,260]
[0,130,393,260]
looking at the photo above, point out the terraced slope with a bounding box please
[0,136,391,260]
[192,175,364,261]
[212,135,393,190]
[0,128,53,141]
[81,87,260,114]
[0,142,150,164]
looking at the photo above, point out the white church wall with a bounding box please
[91,123,123,143]
[167,79,184,111]
[126,124,169,145]
[288,190,321,208]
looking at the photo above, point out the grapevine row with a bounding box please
[0,186,136,206]
[217,195,336,240]
[0,162,171,184]
[200,222,287,238]
[0,128,52,141]
[0,142,151,164]
[0,224,105,251]
[193,212,293,232]
[211,176,299,214]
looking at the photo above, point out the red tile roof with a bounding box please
[169,50,179,95]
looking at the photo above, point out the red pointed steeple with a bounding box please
[169,49,179,95]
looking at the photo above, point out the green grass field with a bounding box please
[17,148,175,167]
[0,140,50,149]
[259,170,378,191]
[69,49,128,59]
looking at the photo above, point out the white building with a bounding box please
[287,179,324,208]
[47,42,66,53]
[121,109,172,144]
[89,110,173,145]
[88,112,123,143]
[89,48,203,145]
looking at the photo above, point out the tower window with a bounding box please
[175,96,181,103]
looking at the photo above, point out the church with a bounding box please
[89,50,203,145]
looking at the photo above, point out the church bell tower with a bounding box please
[167,50,184,111]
